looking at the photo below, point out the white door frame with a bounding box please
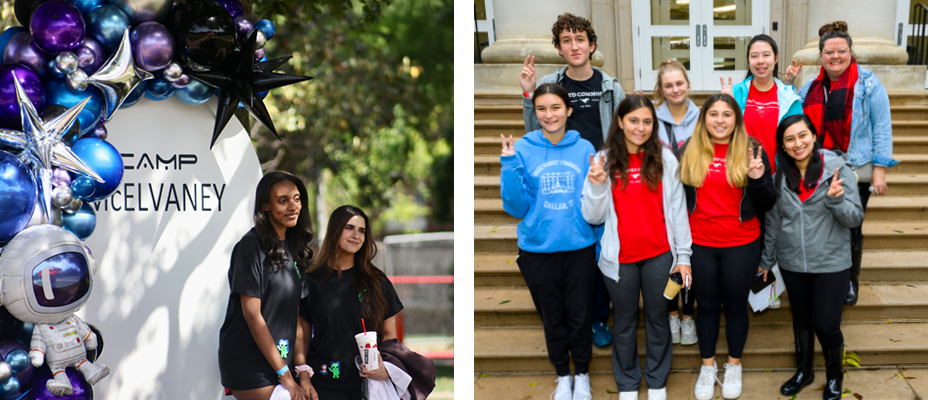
[896,0,928,88]
[475,0,495,46]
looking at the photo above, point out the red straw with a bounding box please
[361,318,366,333]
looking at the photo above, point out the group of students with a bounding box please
[217,171,431,400]
[503,13,897,400]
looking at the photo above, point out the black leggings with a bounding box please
[692,237,761,359]
[780,268,849,350]
[667,289,694,315]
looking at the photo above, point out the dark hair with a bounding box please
[775,114,824,194]
[532,83,572,131]
[818,21,852,53]
[254,171,314,271]
[744,34,779,79]
[551,13,597,54]
[604,94,663,190]
[309,205,389,339]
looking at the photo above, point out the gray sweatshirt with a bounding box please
[761,150,864,274]
[654,99,700,151]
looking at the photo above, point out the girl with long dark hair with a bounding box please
[501,82,598,400]
[219,171,315,400]
[678,94,775,400]
[582,94,692,400]
[300,205,404,399]
[763,115,863,400]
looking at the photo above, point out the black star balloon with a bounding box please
[185,29,312,148]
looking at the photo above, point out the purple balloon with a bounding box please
[129,21,174,71]
[52,167,73,187]
[169,73,189,88]
[29,0,86,54]
[76,36,106,73]
[26,366,92,400]
[0,64,45,130]
[2,32,50,76]
[213,0,245,19]
[254,48,265,62]
[0,340,35,397]
[87,121,107,140]
[233,15,253,38]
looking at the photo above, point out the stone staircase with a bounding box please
[473,92,928,399]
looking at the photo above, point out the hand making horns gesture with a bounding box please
[827,168,844,197]
[519,55,536,94]
[500,134,516,157]
[588,154,607,185]
[747,146,765,179]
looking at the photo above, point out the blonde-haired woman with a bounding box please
[678,94,776,400]
[652,59,700,346]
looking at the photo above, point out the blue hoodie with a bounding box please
[500,129,596,253]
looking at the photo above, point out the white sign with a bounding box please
[82,98,262,400]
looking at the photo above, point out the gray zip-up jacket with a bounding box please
[761,150,864,274]
[522,66,625,144]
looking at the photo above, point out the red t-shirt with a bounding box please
[821,118,852,153]
[689,143,761,247]
[797,154,825,202]
[744,82,779,173]
[612,153,670,263]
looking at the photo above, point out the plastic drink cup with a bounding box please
[355,331,379,371]
[663,272,683,300]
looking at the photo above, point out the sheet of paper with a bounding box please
[749,264,786,312]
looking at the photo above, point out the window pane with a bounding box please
[713,36,751,71]
[651,0,690,25]
[714,0,752,26]
[475,0,487,20]
[652,37,691,70]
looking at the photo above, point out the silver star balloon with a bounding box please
[0,71,104,222]
[88,29,154,121]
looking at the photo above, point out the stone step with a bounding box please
[866,195,928,220]
[474,105,523,121]
[475,221,928,252]
[474,156,503,176]
[475,176,502,198]
[892,121,928,137]
[475,120,525,138]
[475,136,517,156]
[473,368,925,400]
[473,250,928,287]
[474,283,928,328]
[474,322,928,373]
[475,92,928,107]
[474,198,520,225]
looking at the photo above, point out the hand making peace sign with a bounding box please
[784,59,803,86]
[720,76,734,97]
[500,134,515,156]
[587,154,607,185]
[827,168,844,197]
[747,146,765,179]
[519,55,536,94]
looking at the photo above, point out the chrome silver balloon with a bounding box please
[51,186,74,208]
[55,51,79,73]
[87,29,154,121]
[255,29,267,50]
[67,68,89,92]
[63,197,83,214]
[162,61,183,82]
[0,361,11,382]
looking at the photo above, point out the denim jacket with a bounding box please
[797,66,900,168]
[732,76,804,123]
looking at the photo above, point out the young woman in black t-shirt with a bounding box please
[300,205,404,399]
[218,171,316,400]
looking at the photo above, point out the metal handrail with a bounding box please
[911,3,928,65]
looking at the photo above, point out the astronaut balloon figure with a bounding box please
[0,225,108,396]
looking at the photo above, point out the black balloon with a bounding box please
[186,29,312,148]
[0,307,19,340]
[13,0,51,27]
[166,0,237,72]
[40,105,81,147]
[85,323,103,362]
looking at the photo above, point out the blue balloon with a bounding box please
[5,349,28,374]
[174,77,213,105]
[69,138,123,201]
[70,0,106,15]
[255,19,275,40]
[62,201,96,240]
[87,5,130,52]
[0,375,18,397]
[0,151,36,242]
[12,321,34,345]
[45,79,102,135]
[0,27,27,56]
[120,79,147,109]
[46,59,66,79]
[70,175,95,200]
[144,75,174,101]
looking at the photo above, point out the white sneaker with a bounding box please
[680,317,698,345]
[571,373,591,400]
[618,391,638,400]
[647,387,667,400]
[552,375,572,400]
[669,315,681,344]
[722,363,742,399]
[694,362,719,400]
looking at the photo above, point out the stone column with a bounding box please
[476,0,605,92]
[791,0,923,91]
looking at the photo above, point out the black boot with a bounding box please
[845,234,862,305]
[822,346,845,400]
[780,328,815,395]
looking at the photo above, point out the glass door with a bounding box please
[635,0,767,91]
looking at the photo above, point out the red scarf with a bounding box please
[802,58,858,152]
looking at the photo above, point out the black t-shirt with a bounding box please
[218,228,309,390]
[301,266,403,393]
[561,70,604,151]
